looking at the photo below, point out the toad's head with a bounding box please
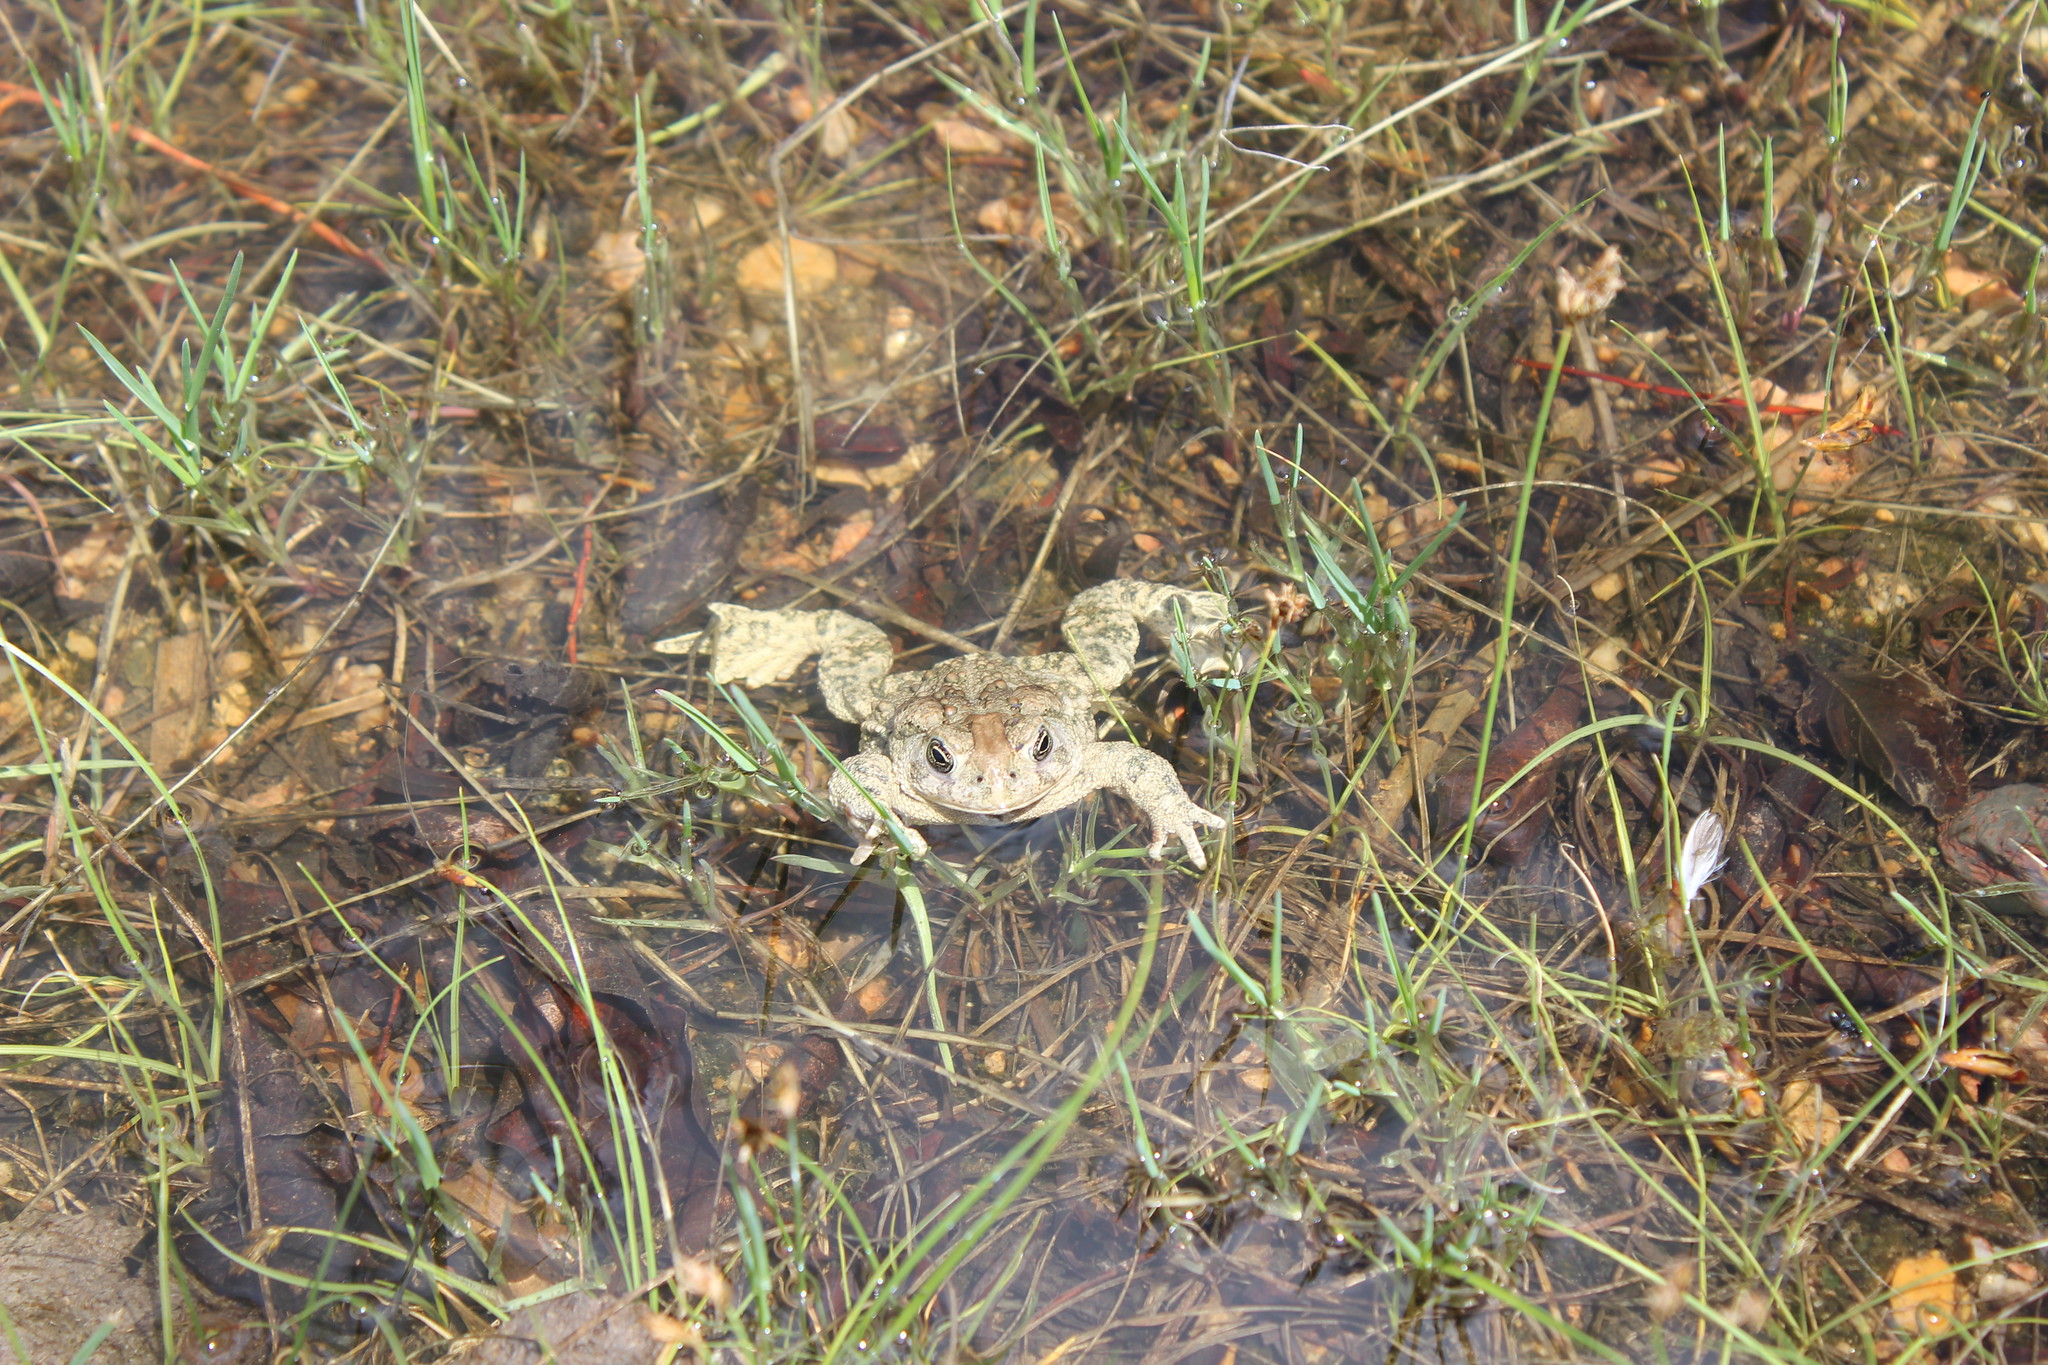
[886,684,1085,818]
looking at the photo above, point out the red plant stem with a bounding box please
[1515,358,1902,435]
[565,523,595,664]
[1,475,63,567]
[0,80,382,270]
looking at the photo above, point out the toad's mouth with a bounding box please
[930,791,1046,818]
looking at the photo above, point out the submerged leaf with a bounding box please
[1807,666,1969,815]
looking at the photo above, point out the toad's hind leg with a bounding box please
[1060,580,1235,688]
[706,605,892,722]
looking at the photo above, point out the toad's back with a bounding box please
[868,652,1087,736]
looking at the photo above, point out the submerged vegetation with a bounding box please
[3,0,2048,1361]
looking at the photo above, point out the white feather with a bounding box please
[1678,811,1728,906]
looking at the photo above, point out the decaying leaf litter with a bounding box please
[4,0,2048,1360]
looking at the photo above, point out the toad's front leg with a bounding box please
[827,750,938,864]
[1087,742,1227,869]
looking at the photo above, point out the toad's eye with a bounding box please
[926,739,953,773]
[1487,794,1514,815]
[1031,726,1054,761]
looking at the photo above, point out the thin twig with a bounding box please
[992,440,1112,652]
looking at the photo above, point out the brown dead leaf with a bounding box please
[640,1313,702,1346]
[676,195,729,234]
[786,85,856,158]
[975,194,1030,238]
[1771,436,1864,495]
[1888,1249,1969,1332]
[150,633,208,771]
[1943,252,2023,313]
[735,238,839,296]
[824,510,876,563]
[1548,400,1594,447]
[1379,495,1454,552]
[590,229,646,293]
[974,191,1092,251]
[1779,1078,1842,1152]
[440,1165,542,1251]
[1805,666,1969,816]
[926,112,1009,155]
[721,383,772,428]
[674,1254,734,1308]
[1629,455,1686,488]
[55,519,124,599]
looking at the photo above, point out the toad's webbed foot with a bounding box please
[1061,580,1237,688]
[1094,741,1228,869]
[1144,794,1228,869]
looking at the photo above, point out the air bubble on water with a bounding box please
[2006,147,2039,176]
[1447,302,1472,323]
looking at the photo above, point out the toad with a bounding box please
[693,579,1233,867]
[1938,783,2048,914]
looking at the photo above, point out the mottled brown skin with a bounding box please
[1434,686,1586,862]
